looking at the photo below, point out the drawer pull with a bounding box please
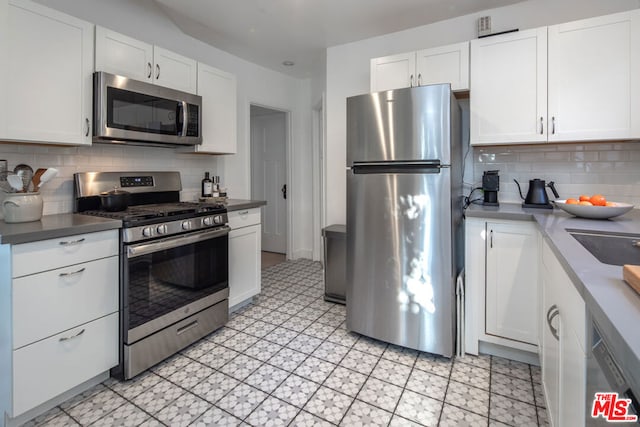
[59,328,85,342]
[59,238,85,246]
[177,320,199,335]
[239,210,249,216]
[59,267,86,277]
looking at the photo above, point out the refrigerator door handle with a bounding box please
[352,163,443,175]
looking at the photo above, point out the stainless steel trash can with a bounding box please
[322,225,346,304]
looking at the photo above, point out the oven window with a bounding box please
[127,235,228,330]
[107,87,180,135]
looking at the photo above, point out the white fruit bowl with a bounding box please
[554,199,634,219]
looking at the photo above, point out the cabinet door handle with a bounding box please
[177,320,199,335]
[552,116,556,134]
[85,118,90,137]
[489,230,493,248]
[147,62,152,79]
[59,267,85,277]
[417,73,422,86]
[281,184,287,200]
[547,305,560,341]
[156,64,160,80]
[410,74,414,87]
[59,238,85,246]
[59,328,85,342]
[540,117,544,135]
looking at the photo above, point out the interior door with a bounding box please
[251,107,287,254]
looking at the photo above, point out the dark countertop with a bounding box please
[224,199,267,211]
[467,202,640,389]
[0,214,122,245]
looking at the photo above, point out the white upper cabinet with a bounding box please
[0,0,8,136]
[370,52,416,92]
[95,26,154,83]
[95,26,197,93]
[416,42,469,91]
[5,0,94,145]
[153,46,198,94]
[191,63,237,154]
[548,10,640,142]
[370,42,469,92]
[471,9,640,146]
[470,28,548,145]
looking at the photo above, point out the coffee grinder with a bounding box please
[482,170,500,206]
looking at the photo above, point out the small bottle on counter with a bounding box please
[212,175,220,197]
[201,172,213,198]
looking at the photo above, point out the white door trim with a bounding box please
[312,93,327,262]
[248,101,292,260]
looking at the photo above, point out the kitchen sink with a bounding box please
[567,229,640,266]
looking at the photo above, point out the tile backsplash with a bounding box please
[470,141,640,206]
[0,142,219,215]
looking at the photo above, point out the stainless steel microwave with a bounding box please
[93,72,202,147]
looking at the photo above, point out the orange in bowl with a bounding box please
[589,194,607,206]
[579,195,591,202]
[566,198,579,204]
[579,201,593,206]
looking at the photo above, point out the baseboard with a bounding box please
[5,371,109,427]
[478,341,540,366]
[291,249,313,260]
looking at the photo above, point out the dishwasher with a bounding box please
[586,318,640,425]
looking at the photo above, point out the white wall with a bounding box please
[3,0,314,258]
[326,0,640,224]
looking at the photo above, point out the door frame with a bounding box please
[312,93,326,262]
[248,101,292,259]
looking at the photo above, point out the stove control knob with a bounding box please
[142,227,153,237]
[213,215,223,224]
[156,224,168,235]
[181,220,192,231]
[203,216,213,226]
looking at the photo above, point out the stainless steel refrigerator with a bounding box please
[346,84,463,357]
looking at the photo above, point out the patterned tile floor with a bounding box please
[23,259,548,427]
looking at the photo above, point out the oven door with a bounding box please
[123,226,229,344]
[94,71,202,146]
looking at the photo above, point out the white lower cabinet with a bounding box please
[4,229,119,419]
[228,209,262,308]
[12,313,118,416]
[12,256,119,349]
[541,238,587,427]
[485,221,539,345]
[465,218,539,355]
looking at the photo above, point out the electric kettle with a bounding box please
[514,179,559,209]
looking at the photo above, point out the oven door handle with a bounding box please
[127,226,230,258]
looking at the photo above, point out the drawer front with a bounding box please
[12,312,118,416]
[228,208,261,229]
[12,230,119,278]
[13,256,119,349]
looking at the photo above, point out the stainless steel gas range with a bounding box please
[74,171,229,379]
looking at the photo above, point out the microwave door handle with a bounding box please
[180,101,188,136]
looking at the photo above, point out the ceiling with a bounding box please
[154,0,526,78]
